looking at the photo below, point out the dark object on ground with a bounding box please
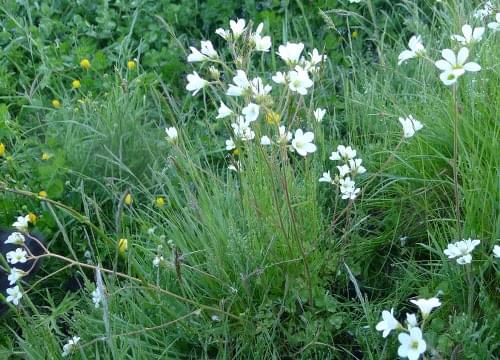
[0,228,45,314]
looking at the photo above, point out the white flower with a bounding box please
[215,28,230,40]
[91,287,103,308]
[260,136,271,145]
[6,248,28,265]
[165,127,178,142]
[336,164,351,178]
[5,232,25,245]
[254,35,272,52]
[474,2,494,20]
[6,285,23,306]
[339,176,355,191]
[319,171,333,183]
[451,25,485,45]
[341,186,360,200]
[493,245,500,258]
[153,255,164,267]
[348,0,362,3]
[225,139,236,151]
[406,313,418,329]
[272,71,287,84]
[227,70,251,96]
[62,336,81,357]
[187,41,217,62]
[435,48,481,85]
[288,67,313,95]
[201,40,217,58]
[186,71,208,95]
[398,35,426,65]
[277,126,292,144]
[231,116,255,141]
[187,46,206,62]
[487,13,500,31]
[410,297,441,318]
[216,101,233,119]
[252,23,271,52]
[277,42,304,65]
[397,327,427,360]
[313,108,326,122]
[399,115,424,138]
[230,18,246,39]
[12,215,30,232]
[250,77,272,96]
[348,158,366,175]
[330,145,357,161]
[242,103,260,122]
[444,238,481,265]
[376,308,400,338]
[8,268,25,285]
[308,49,327,66]
[291,129,316,156]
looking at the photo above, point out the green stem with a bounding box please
[452,85,461,238]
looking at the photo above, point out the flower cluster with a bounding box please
[2,215,36,307]
[474,1,494,20]
[376,297,441,360]
[397,11,500,86]
[184,18,327,165]
[444,238,480,265]
[319,145,366,200]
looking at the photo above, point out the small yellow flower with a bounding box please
[38,190,48,198]
[80,58,91,70]
[124,193,133,205]
[265,111,280,125]
[51,99,61,109]
[127,60,136,70]
[232,148,241,156]
[118,238,128,253]
[352,31,359,39]
[72,80,81,89]
[155,197,165,207]
[41,152,51,161]
[28,212,37,224]
[0,143,5,157]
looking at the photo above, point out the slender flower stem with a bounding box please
[281,162,314,306]
[465,264,474,317]
[451,84,461,238]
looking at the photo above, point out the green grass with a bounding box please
[0,0,499,359]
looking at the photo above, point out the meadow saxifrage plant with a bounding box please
[443,238,481,265]
[376,297,441,360]
[181,17,327,166]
